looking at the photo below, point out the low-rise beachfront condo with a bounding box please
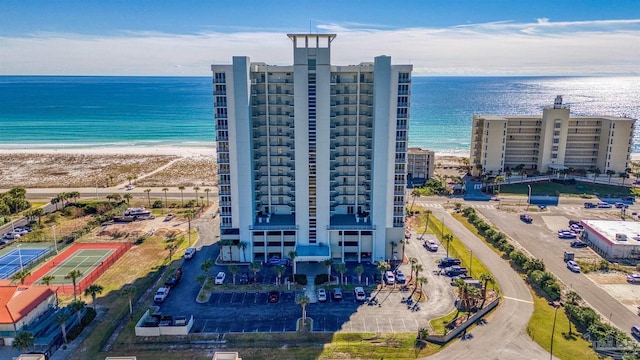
[211,34,412,268]
[471,96,636,177]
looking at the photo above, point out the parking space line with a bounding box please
[503,296,534,304]
[375,318,380,333]
[388,318,393,333]
[401,319,407,332]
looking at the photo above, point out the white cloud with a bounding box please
[2,19,639,76]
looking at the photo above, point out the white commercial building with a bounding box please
[581,220,640,259]
[211,34,412,267]
[471,96,635,176]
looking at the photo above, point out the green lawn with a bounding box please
[500,181,633,198]
[527,291,598,360]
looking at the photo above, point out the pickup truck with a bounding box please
[154,287,171,302]
[438,257,462,268]
[444,266,468,276]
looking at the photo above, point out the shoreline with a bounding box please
[0,144,216,157]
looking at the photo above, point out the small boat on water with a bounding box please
[124,206,152,216]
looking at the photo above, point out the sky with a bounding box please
[1,0,639,76]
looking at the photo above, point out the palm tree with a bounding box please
[410,257,418,281]
[495,175,505,193]
[479,273,495,301]
[335,262,347,285]
[417,276,428,298]
[40,274,55,286]
[620,172,630,185]
[237,241,248,262]
[323,259,333,278]
[84,284,104,309]
[288,250,297,274]
[376,261,390,287]
[200,259,214,275]
[355,264,364,284]
[413,264,424,287]
[466,286,482,315]
[296,294,310,328]
[229,264,239,286]
[108,174,114,187]
[565,290,582,336]
[11,269,31,285]
[165,243,177,261]
[606,169,615,183]
[420,209,432,238]
[193,186,200,206]
[273,264,286,286]
[144,189,152,206]
[593,168,601,182]
[204,188,211,206]
[162,187,169,209]
[127,176,133,185]
[185,209,196,246]
[12,331,35,352]
[249,261,262,284]
[123,193,133,205]
[178,186,185,206]
[56,312,69,343]
[409,188,420,214]
[51,196,61,210]
[120,285,136,318]
[69,299,85,323]
[110,193,121,203]
[65,269,83,300]
[400,238,407,262]
[443,234,454,258]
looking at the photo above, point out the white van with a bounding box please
[384,271,395,285]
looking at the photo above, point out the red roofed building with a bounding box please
[0,280,56,346]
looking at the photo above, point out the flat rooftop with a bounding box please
[582,220,640,246]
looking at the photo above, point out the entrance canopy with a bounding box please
[548,164,568,170]
[295,245,331,262]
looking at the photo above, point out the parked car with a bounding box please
[597,202,612,208]
[570,224,583,232]
[558,230,577,239]
[566,260,581,273]
[450,275,474,285]
[520,214,533,223]
[125,184,135,190]
[615,202,627,209]
[164,267,183,287]
[570,240,588,248]
[333,288,343,300]
[384,271,396,285]
[395,270,406,284]
[183,247,196,260]
[239,272,250,285]
[438,257,461,267]
[164,213,175,222]
[154,287,170,302]
[268,290,279,303]
[627,274,640,284]
[424,240,439,251]
[354,287,366,301]
[444,266,468,276]
[214,271,226,285]
[317,288,327,302]
[584,202,596,208]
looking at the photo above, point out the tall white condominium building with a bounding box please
[212,34,412,267]
[471,96,635,176]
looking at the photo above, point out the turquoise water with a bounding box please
[1,76,638,155]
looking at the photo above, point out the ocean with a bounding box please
[1,76,638,155]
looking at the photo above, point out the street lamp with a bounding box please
[526,184,532,211]
[550,303,561,360]
[17,244,24,272]
[52,225,58,253]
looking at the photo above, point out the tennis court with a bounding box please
[44,248,114,284]
[0,247,50,279]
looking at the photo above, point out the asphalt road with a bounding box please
[418,202,553,360]
[475,203,640,338]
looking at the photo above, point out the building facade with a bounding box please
[407,147,434,186]
[471,96,635,176]
[581,220,640,259]
[212,34,412,266]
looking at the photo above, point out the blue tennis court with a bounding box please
[0,248,50,279]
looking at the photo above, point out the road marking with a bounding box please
[389,318,394,333]
[421,203,443,208]
[503,296,534,304]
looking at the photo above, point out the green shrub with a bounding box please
[293,274,307,285]
[152,200,163,208]
[315,274,329,285]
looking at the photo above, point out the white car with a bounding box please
[317,288,327,302]
[125,184,135,190]
[395,270,406,284]
[354,287,366,301]
[215,271,226,285]
[154,287,170,302]
[566,260,581,273]
[384,271,395,285]
[627,274,640,284]
[425,240,439,251]
[183,247,196,260]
